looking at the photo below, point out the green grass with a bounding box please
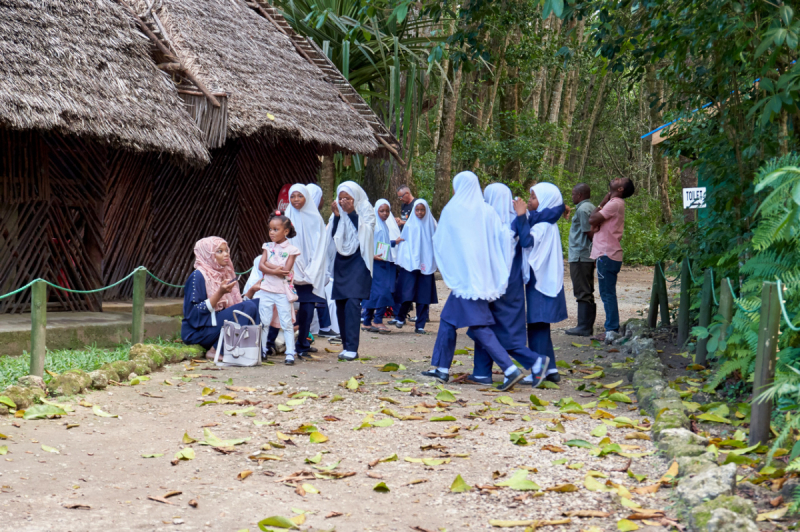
[0,338,177,390]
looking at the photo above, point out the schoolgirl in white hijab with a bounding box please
[287,184,327,299]
[373,199,402,263]
[432,172,510,301]
[361,198,401,333]
[463,183,551,388]
[326,181,376,361]
[424,172,528,392]
[394,198,439,333]
[524,182,568,384]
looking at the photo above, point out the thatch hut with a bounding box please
[0,0,397,312]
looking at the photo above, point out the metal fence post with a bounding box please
[749,281,780,447]
[718,278,734,344]
[677,258,691,346]
[29,280,47,377]
[131,268,146,344]
[696,269,714,366]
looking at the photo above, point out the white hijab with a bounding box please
[326,181,376,274]
[374,199,402,263]
[307,183,323,210]
[286,184,327,298]
[432,171,510,301]
[483,183,516,275]
[527,182,564,297]
[396,198,437,275]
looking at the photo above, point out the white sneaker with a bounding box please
[337,350,359,361]
[605,331,619,343]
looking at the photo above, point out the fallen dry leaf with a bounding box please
[148,496,173,505]
[63,503,91,510]
[564,510,611,518]
[770,495,784,507]
[162,491,181,499]
[631,484,660,495]
[237,470,253,481]
[325,511,343,519]
[189,499,198,508]
[627,509,666,519]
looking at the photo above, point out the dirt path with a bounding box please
[0,266,675,532]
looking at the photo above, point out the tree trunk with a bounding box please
[319,155,335,218]
[432,61,464,218]
[556,67,580,175]
[646,66,672,224]
[567,73,597,173]
[431,21,455,153]
[577,71,610,179]
[481,32,511,132]
[540,68,566,165]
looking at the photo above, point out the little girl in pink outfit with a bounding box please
[259,213,301,365]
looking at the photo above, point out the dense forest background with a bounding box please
[275,0,690,265]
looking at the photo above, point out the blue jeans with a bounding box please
[596,256,622,332]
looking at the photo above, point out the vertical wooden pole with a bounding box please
[131,269,146,345]
[677,258,691,346]
[696,269,714,366]
[718,278,733,344]
[658,266,671,327]
[29,280,47,377]
[749,281,780,447]
[647,263,662,329]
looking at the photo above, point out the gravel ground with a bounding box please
[0,266,675,532]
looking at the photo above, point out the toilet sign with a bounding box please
[682,187,706,209]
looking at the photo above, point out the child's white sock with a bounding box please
[546,367,559,375]
[532,358,542,374]
[503,365,518,376]
[437,367,449,374]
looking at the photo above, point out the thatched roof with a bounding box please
[0,0,210,163]
[137,0,381,155]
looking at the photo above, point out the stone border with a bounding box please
[0,343,204,415]
[620,319,760,532]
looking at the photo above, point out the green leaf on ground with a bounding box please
[92,405,118,418]
[529,394,549,407]
[41,444,59,454]
[23,405,67,420]
[346,377,359,390]
[435,390,456,402]
[540,381,560,389]
[565,439,594,449]
[430,416,456,422]
[591,425,608,438]
[494,469,541,491]
[450,474,471,493]
[380,363,400,372]
[608,393,632,404]
[174,447,195,460]
[0,396,16,409]
[141,453,163,458]
[199,428,249,447]
[309,431,328,444]
[373,482,390,492]
[257,516,299,529]
[697,412,731,424]
[0,446,8,455]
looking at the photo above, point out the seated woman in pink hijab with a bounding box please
[181,237,261,358]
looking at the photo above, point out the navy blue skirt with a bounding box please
[440,293,495,329]
[395,268,438,305]
[295,283,325,304]
[489,248,528,349]
[525,268,568,324]
[362,260,396,309]
[332,249,372,300]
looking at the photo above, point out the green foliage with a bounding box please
[0,338,176,390]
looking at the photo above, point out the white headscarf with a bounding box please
[373,199,402,262]
[326,181,376,274]
[307,183,323,210]
[286,184,327,298]
[432,171,510,301]
[483,183,516,275]
[396,198,437,275]
[527,182,564,297]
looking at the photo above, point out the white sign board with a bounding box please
[682,187,706,209]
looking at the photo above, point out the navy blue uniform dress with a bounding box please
[431,295,510,370]
[181,270,260,350]
[395,268,438,329]
[361,253,397,325]
[332,212,372,353]
[525,205,569,372]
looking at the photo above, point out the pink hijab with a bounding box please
[193,237,242,311]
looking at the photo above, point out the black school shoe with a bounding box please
[414,328,427,335]
[421,369,449,383]
[464,374,493,385]
[262,345,276,362]
[284,355,295,365]
[545,372,561,383]
[317,330,340,339]
[498,368,525,392]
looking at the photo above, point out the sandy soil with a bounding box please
[0,266,676,532]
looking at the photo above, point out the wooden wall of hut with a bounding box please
[102,134,321,301]
[1,129,321,313]
[1,128,105,313]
